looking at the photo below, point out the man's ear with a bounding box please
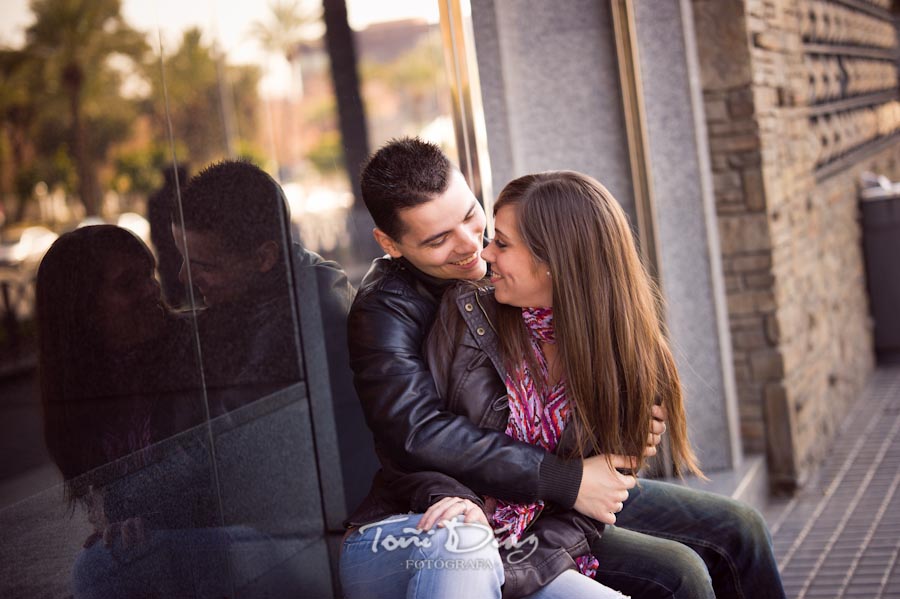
[372,228,403,259]
[254,240,280,273]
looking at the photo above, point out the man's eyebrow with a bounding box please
[417,202,476,247]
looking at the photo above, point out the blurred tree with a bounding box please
[143,28,261,170]
[250,0,320,99]
[234,139,270,170]
[0,49,38,222]
[25,0,148,217]
[307,130,344,176]
[362,35,447,134]
[113,142,178,197]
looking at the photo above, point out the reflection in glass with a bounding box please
[173,160,308,407]
[1,0,457,595]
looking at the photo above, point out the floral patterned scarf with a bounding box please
[490,306,599,578]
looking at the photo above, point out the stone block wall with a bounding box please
[692,0,900,490]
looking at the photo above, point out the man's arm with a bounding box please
[348,291,582,508]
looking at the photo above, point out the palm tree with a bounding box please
[25,0,146,217]
[250,0,320,100]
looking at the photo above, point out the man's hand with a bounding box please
[645,404,668,457]
[573,454,637,525]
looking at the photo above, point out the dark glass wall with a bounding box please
[0,1,458,596]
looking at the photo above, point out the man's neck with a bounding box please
[395,257,457,303]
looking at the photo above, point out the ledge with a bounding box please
[662,453,771,513]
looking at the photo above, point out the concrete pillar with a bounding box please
[470,0,740,471]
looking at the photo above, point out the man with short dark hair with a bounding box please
[346,137,785,598]
[172,161,367,451]
[174,160,292,310]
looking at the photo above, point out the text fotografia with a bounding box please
[404,558,496,570]
[357,515,539,564]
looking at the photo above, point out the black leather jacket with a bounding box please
[346,257,582,525]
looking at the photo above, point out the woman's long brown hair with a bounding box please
[493,171,702,477]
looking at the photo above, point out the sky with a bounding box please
[0,0,441,95]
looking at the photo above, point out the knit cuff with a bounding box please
[538,453,583,509]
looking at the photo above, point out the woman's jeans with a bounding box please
[593,479,787,599]
[340,514,505,599]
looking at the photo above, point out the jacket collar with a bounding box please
[396,257,457,303]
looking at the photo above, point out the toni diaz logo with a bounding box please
[356,515,539,564]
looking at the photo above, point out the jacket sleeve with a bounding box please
[391,471,484,513]
[348,290,582,508]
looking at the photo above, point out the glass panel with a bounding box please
[1,0,460,596]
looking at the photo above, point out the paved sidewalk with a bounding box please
[764,365,900,599]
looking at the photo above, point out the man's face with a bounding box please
[376,170,487,281]
[171,225,262,307]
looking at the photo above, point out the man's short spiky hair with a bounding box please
[176,159,289,254]
[360,137,452,240]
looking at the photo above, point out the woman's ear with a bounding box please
[372,228,403,259]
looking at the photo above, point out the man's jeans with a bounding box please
[593,479,787,599]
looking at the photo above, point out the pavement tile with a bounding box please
[768,366,900,598]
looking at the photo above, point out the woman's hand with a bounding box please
[573,454,637,525]
[416,496,489,531]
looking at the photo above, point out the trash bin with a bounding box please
[860,173,900,363]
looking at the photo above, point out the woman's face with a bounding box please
[482,204,553,308]
[94,253,165,349]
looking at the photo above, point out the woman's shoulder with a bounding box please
[440,279,495,308]
[432,279,497,330]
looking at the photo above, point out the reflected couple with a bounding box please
[36,160,361,598]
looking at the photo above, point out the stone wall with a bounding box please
[692,0,900,490]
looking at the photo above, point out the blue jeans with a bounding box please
[593,479,786,599]
[340,514,632,599]
[522,570,628,599]
[340,514,505,599]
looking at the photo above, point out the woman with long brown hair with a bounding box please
[421,170,705,598]
[425,170,783,598]
[484,170,699,477]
